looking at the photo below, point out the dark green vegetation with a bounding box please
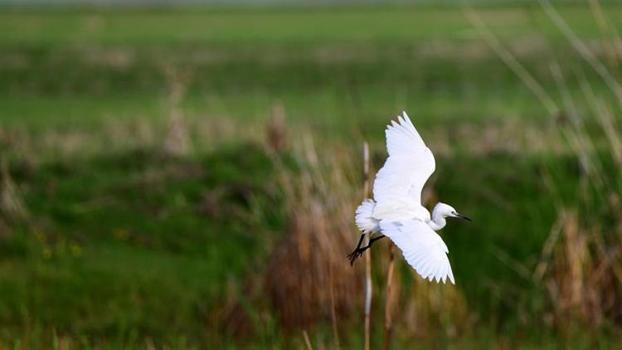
[0,145,285,346]
[1,3,622,348]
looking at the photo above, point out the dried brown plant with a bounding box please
[265,135,362,332]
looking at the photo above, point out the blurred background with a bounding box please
[1,0,622,348]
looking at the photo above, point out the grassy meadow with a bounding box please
[1,2,622,348]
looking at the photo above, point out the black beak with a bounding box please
[456,213,472,222]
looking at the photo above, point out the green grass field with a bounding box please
[2,5,621,130]
[1,3,622,348]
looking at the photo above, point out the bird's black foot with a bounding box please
[347,248,365,265]
[346,234,386,266]
[347,233,366,265]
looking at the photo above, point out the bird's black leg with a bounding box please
[347,234,366,265]
[347,234,386,265]
[368,234,386,246]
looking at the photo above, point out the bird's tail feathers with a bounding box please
[355,199,379,233]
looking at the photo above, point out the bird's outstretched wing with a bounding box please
[380,219,455,284]
[372,112,435,211]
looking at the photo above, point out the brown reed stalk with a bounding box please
[329,264,341,350]
[163,65,191,156]
[382,243,396,350]
[0,157,27,221]
[302,330,313,350]
[362,141,372,350]
[266,102,288,153]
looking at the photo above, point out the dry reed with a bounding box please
[266,102,288,153]
[264,134,362,332]
[382,243,397,350]
[362,142,372,350]
[0,158,27,222]
[535,209,622,330]
[163,65,191,157]
[471,0,622,331]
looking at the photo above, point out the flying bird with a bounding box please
[349,111,470,284]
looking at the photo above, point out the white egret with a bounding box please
[349,111,470,284]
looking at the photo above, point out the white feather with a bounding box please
[380,219,455,284]
[372,111,435,220]
[366,111,456,284]
[355,199,379,233]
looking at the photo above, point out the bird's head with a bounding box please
[435,202,471,222]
